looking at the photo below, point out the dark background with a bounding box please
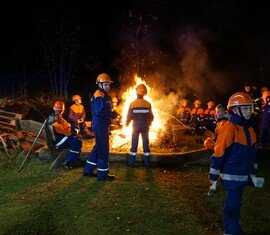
[1,0,270,106]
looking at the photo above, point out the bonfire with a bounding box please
[109,75,203,154]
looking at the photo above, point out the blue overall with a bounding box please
[84,88,112,180]
[53,133,82,163]
[126,97,154,168]
[209,114,257,235]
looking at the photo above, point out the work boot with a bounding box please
[144,156,152,169]
[83,172,97,178]
[97,174,115,182]
[62,160,74,170]
[127,155,135,168]
[76,158,86,167]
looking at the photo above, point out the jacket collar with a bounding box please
[229,113,254,128]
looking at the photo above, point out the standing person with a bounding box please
[68,94,89,136]
[258,90,270,153]
[83,73,115,181]
[204,103,230,150]
[126,84,154,168]
[208,92,260,235]
[47,100,83,170]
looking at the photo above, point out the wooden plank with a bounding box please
[0,119,15,125]
[0,110,23,119]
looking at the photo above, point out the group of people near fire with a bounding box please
[176,83,270,148]
[46,72,269,235]
[47,72,154,182]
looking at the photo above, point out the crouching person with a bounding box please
[47,100,83,170]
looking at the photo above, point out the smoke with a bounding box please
[113,22,234,114]
[177,25,231,103]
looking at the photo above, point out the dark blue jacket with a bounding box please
[91,88,112,128]
[126,98,154,130]
[260,104,270,130]
[209,113,257,189]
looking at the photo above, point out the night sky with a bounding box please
[1,0,270,105]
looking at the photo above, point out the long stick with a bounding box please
[18,118,48,172]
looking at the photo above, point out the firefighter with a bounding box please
[47,100,83,170]
[187,99,204,134]
[83,73,115,181]
[204,104,230,150]
[209,92,259,235]
[214,104,230,131]
[126,84,154,168]
[258,90,270,153]
[199,100,216,134]
[243,82,260,133]
[260,86,269,107]
[243,82,253,97]
[176,99,191,125]
[68,94,89,136]
[111,96,122,129]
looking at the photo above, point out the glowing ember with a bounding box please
[111,75,167,150]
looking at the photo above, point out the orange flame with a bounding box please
[111,75,166,150]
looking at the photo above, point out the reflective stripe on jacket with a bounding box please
[126,98,154,130]
[209,113,257,189]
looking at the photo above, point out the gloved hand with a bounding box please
[207,181,217,196]
[47,114,57,124]
[250,174,265,188]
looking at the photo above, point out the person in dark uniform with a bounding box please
[209,92,262,235]
[83,73,115,181]
[47,100,83,170]
[126,84,154,168]
[258,90,270,154]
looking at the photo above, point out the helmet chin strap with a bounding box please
[98,82,107,91]
[235,106,245,119]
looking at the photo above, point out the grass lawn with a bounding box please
[0,152,270,235]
